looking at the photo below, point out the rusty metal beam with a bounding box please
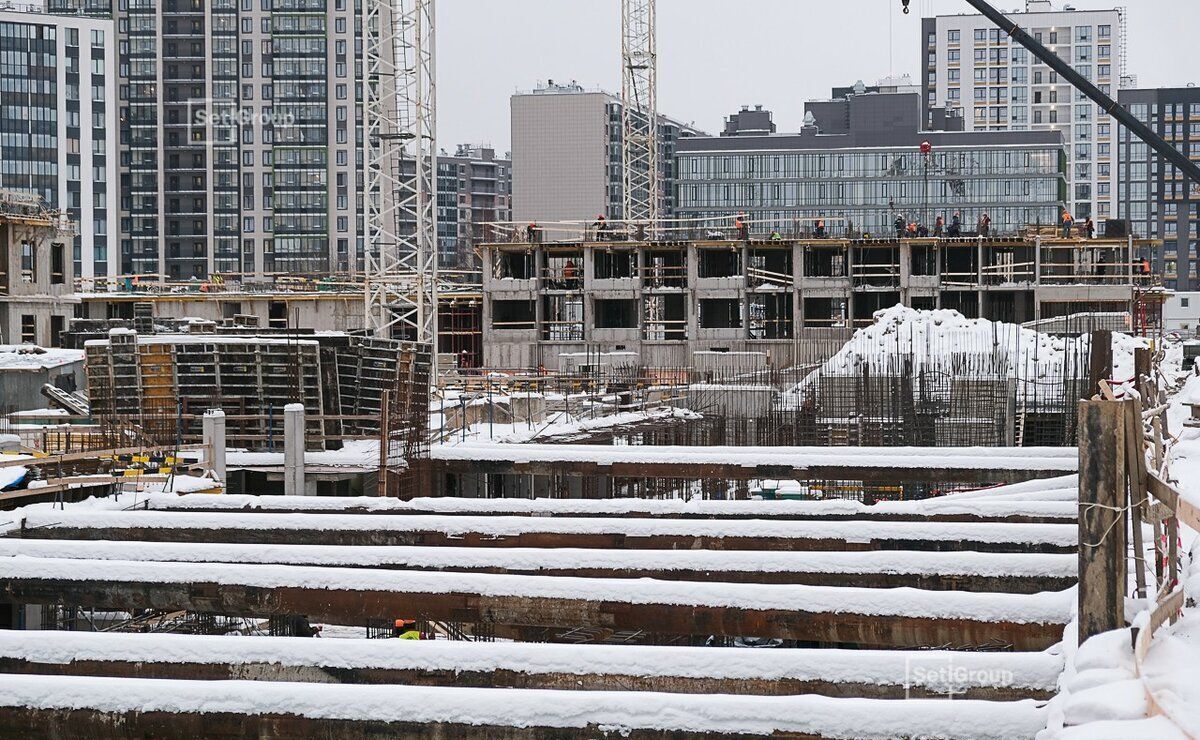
[1,575,1068,650]
[0,707,799,740]
[144,492,1078,524]
[11,512,1076,553]
[429,458,1068,485]
[12,523,1074,553]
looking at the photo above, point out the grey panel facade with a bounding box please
[1117,87,1200,291]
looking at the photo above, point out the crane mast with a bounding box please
[621,0,659,228]
[364,0,439,348]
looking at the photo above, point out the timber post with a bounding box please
[1077,398,1128,644]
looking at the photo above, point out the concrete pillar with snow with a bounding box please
[283,403,306,496]
[201,408,227,482]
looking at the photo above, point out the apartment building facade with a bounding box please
[0,8,117,283]
[48,0,363,280]
[511,80,702,224]
[1117,87,1200,291]
[436,145,511,271]
[922,1,1124,223]
[674,93,1066,237]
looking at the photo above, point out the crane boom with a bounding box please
[953,0,1200,188]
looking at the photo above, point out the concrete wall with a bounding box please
[78,293,365,333]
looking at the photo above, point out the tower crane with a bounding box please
[621,0,659,227]
[364,0,438,350]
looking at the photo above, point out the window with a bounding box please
[974,29,986,41]
[20,242,36,282]
[1098,24,1111,38]
[948,29,960,43]
[1183,297,1191,308]
[21,315,35,344]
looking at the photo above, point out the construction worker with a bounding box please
[1061,210,1073,238]
[1085,217,1096,240]
[905,221,918,238]
[734,213,748,241]
[978,212,990,237]
[894,214,906,239]
[815,218,826,238]
[594,214,609,241]
[392,619,422,639]
[949,211,962,238]
[563,258,577,284]
[526,222,540,244]
[934,215,944,237]
[769,230,782,241]
[1142,257,1152,275]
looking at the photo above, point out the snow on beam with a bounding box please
[9,511,1079,553]
[0,674,1051,739]
[0,631,1063,701]
[0,539,1078,593]
[0,557,1073,649]
[430,443,1078,483]
[144,484,1079,523]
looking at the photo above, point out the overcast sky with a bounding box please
[436,0,1200,152]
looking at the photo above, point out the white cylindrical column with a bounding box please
[283,403,306,496]
[201,408,227,483]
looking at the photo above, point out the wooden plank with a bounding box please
[1077,399,1127,644]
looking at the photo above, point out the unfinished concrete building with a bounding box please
[0,197,75,347]
[480,233,1151,369]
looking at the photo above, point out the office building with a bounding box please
[511,80,702,223]
[674,93,1066,237]
[47,0,364,280]
[922,1,1125,222]
[1117,87,1200,291]
[0,8,117,283]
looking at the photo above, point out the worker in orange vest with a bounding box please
[1061,210,1073,238]
[734,213,748,241]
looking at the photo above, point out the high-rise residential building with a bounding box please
[47,0,364,280]
[0,8,117,283]
[1117,88,1200,291]
[922,1,1125,223]
[511,80,702,224]
[436,145,511,271]
[674,93,1066,237]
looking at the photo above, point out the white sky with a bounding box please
[436,0,1200,152]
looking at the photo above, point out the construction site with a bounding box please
[2,0,1200,738]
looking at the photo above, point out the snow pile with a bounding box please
[439,405,700,445]
[781,305,1146,406]
[0,630,1064,694]
[0,673,1048,738]
[0,345,84,371]
[0,555,1075,622]
[0,538,1079,580]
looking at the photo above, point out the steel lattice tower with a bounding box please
[621,0,658,227]
[364,0,439,347]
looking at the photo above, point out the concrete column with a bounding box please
[201,409,226,482]
[284,403,306,496]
